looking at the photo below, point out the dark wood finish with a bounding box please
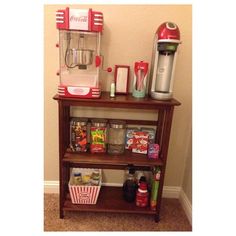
[58,102,68,218]
[64,186,156,214]
[64,150,164,168]
[54,92,180,221]
[155,107,174,221]
[156,108,165,145]
[53,92,181,109]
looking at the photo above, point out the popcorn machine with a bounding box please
[56,8,104,98]
[149,22,181,100]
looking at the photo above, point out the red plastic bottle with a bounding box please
[136,182,149,207]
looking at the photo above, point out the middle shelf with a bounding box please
[63,149,163,169]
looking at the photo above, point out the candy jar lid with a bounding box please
[91,118,107,127]
[110,120,126,129]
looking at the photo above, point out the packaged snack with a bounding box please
[140,127,156,144]
[148,144,160,159]
[125,127,139,150]
[150,167,161,210]
[132,131,149,154]
[90,119,107,153]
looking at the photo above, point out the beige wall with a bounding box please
[44,5,192,197]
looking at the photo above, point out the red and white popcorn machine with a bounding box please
[149,22,181,100]
[56,8,104,98]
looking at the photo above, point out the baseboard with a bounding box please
[179,188,192,225]
[44,181,59,194]
[162,186,181,198]
[44,181,191,225]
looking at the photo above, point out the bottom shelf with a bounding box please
[64,186,157,215]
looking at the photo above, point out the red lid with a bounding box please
[139,182,148,191]
[156,22,180,43]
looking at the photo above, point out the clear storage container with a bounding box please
[90,119,107,153]
[108,120,126,155]
[70,118,88,152]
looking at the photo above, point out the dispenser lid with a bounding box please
[156,22,181,43]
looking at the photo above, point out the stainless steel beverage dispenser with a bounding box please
[149,22,181,100]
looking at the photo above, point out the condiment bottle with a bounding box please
[73,173,82,185]
[110,81,115,97]
[136,181,149,207]
[91,169,100,186]
[123,168,137,202]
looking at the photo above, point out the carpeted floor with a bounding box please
[44,193,192,231]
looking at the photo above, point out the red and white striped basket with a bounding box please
[69,168,102,204]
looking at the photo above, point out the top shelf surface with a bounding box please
[53,92,181,109]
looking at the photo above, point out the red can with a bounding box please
[136,182,149,207]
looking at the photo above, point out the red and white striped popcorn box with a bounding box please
[69,168,102,204]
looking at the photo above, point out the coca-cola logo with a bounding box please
[70,15,88,23]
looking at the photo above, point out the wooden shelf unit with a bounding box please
[53,92,180,222]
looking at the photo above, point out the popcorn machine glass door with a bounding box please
[59,30,100,88]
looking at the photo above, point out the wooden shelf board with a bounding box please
[63,150,163,168]
[53,92,181,109]
[63,186,156,215]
